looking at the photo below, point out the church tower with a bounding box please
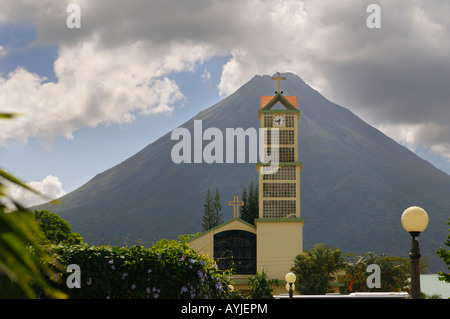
[255,73,304,280]
[187,73,305,289]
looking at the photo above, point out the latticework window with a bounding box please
[263,114,273,128]
[263,182,296,198]
[286,114,295,127]
[263,166,297,180]
[262,200,297,218]
[263,146,295,162]
[263,129,295,145]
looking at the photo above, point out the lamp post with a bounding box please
[285,272,296,299]
[401,206,429,299]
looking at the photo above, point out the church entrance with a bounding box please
[214,230,256,275]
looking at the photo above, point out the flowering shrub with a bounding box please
[51,240,234,299]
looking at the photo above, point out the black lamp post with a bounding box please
[401,206,429,299]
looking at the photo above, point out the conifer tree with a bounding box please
[240,186,249,222]
[202,188,215,231]
[213,188,223,226]
[249,181,259,223]
[241,181,259,225]
[202,188,223,231]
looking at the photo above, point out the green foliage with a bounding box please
[246,269,279,299]
[240,181,258,225]
[0,113,23,119]
[51,239,234,299]
[202,188,223,231]
[0,113,66,298]
[342,252,410,294]
[437,218,450,284]
[0,208,66,299]
[34,210,83,245]
[291,244,345,295]
[421,291,443,299]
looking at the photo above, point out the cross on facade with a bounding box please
[228,195,244,218]
[272,72,286,94]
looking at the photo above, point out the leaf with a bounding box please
[0,169,57,205]
[0,113,24,119]
[0,169,40,195]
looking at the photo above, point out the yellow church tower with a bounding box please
[255,72,304,281]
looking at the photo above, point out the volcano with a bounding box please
[34,73,450,272]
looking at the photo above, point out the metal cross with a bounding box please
[228,195,244,218]
[272,72,286,93]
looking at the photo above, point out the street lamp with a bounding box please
[401,206,429,299]
[285,272,296,299]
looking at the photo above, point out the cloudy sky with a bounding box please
[1,0,450,206]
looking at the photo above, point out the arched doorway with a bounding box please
[214,230,256,275]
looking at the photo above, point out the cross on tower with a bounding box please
[272,72,286,94]
[228,195,244,218]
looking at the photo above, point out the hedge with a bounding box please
[50,240,234,299]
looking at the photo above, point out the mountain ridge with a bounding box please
[34,73,450,272]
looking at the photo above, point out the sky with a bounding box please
[1,0,450,207]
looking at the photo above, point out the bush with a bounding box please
[51,239,234,299]
[291,244,345,295]
[342,252,410,293]
[246,269,279,299]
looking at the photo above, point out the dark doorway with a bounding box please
[214,230,256,274]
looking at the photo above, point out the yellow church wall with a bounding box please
[255,218,304,281]
[187,218,256,260]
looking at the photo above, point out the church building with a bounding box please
[188,73,304,293]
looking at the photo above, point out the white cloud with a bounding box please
[214,0,450,161]
[0,1,214,146]
[201,69,211,82]
[0,46,7,58]
[7,175,67,208]
[379,122,450,161]
[0,38,203,146]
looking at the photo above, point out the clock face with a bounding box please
[273,115,285,127]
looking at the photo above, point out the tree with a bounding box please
[342,252,410,294]
[291,244,346,295]
[202,188,222,231]
[240,181,258,225]
[202,189,214,231]
[34,210,83,245]
[437,217,450,284]
[213,188,223,226]
[239,186,249,221]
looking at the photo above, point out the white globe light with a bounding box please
[401,206,429,233]
[285,272,296,284]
